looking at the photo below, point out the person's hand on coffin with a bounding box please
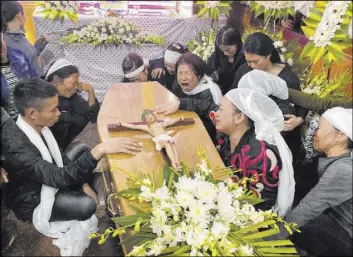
[78,81,94,93]
[1,167,9,184]
[151,68,165,79]
[91,138,142,160]
[281,19,294,30]
[283,114,304,131]
[154,99,180,115]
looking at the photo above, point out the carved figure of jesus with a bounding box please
[117,110,184,170]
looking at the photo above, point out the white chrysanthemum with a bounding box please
[153,186,170,202]
[217,190,236,223]
[194,181,217,204]
[240,244,254,256]
[211,221,229,240]
[175,190,195,209]
[175,176,197,193]
[185,201,212,224]
[256,1,294,10]
[287,58,293,66]
[139,185,153,201]
[232,186,244,199]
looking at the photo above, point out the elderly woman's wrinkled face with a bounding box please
[138,67,149,82]
[244,52,270,70]
[215,96,245,135]
[54,73,79,98]
[165,61,176,75]
[313,117,340,152]
[177,64,200,92]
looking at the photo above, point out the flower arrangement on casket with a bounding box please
[36,1,78,23]
[60,18,166,47]
[187,29,216,62]
[91,148,299,256]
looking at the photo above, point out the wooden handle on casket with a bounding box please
[107,118,195,132]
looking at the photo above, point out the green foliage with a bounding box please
[300,1,353,67]
[195,1,232,24]
[249,1,296,22]
[36,1,78,23]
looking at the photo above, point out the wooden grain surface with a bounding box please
[97,81,225,253]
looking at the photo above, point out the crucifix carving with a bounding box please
[116,110,188,170]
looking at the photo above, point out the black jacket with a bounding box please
[149,57,176,91]
[50,93,100,151]
[1,116,98,221]
[170,81,219,143]
[207,51,246,94]
[217,129,282,210]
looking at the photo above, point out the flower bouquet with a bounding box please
[36,1,78,23]
[60,18,166,47]
[300,1,352,66]
[91,148,299,256]
[187,29,216,62]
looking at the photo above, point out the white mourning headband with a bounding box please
[45,59,74,80]
[164,49,182,64]
[124,58,149,79]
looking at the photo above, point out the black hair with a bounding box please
[166,43,188,54]
[175,53,210,79]
[233,105,255,130]
[43,61,79,82]
[2,1,21,23]
[122,53,144,74]
[348,139,353,149]
[13,77,58,115]
[214,25,243,73]
[244,32,282,64]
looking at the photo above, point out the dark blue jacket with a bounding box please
[1,47,38,106]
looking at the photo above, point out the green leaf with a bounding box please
[233,220,277,235]
[116,187,141,198]
[128,203,149,214]
[171,245,191,255]
[161,246,183,254]
[242,228,280,240]
[299,41,315,59]
[197,7,208,18]
[301,26,315,37]
[112,213,150,227]
[312,47,327,64]
[252,239,294,247]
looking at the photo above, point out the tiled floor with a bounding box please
[2,123,124,256]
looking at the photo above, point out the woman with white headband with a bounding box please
[268,107,352,257]
[43,58,100,152]
[154,53,222,143]
[149,43,188,90]
[122,53,150,83]
[214,88,295,217]
[238,70,302,163]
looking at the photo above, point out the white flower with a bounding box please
[280,47,287,53]
[280,54,286,62]
[240,244,254,256]
[217,190,236,223]
[186,201,211,224]
[139,185,153,201]
[146,241,165,256]
[45,2,51,9]
[194,181,218,204]
[128,245,146,256]
[175,176,197,193]
[102,28,107,33]
[197,159,212,176]
[118,28,124,34]
[211,221,229,240]
[51,7,57,11]
[153,186,170,202]
[175,190,194,209]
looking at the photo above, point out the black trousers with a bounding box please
[49,143,96,222]
[290,214,353,256]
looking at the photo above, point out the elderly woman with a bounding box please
[215,88,295,217]
[268,107,352,256]
[154,53,222,142]
[43,59,100,152]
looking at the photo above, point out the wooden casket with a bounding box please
[97,82,225,254]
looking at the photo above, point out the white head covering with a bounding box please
[322,107,352,140]
[226,88,295,217]
[124,57,149,80]
[45,59,74,80]
[164,49,182,64]
[238,70,288,100]
[182,75,222,104]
